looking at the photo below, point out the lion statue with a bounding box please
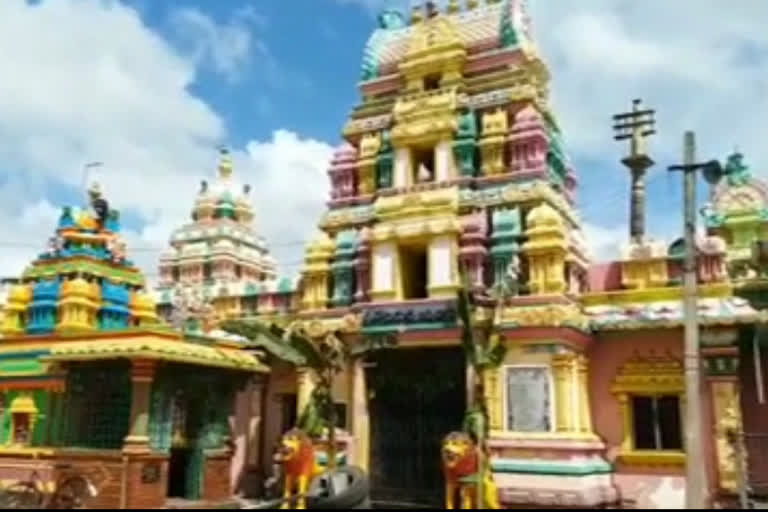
[276,429,322,509]
[442,432,500,510]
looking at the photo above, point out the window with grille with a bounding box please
[64,363,131,450]
[631,395,683,451]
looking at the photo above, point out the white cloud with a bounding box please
[242,130,334,273]
[169,5,266,81]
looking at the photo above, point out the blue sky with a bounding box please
[0,0,766,281]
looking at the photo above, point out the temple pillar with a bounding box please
[371,241,398,302]
[434,140,456,182]
[428,235,459,298]
[297,369,317,419]
[577,355,593,433]
[394,147,411,188]
[710,378,742,493]
[355,229,372,303]
[484,366,503,431]
[551,354,575,432]
[123,359,156,454]
[349,361,370,472]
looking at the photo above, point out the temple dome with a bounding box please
[193,149,255,224]
[527,203,562,229]
[332,142,358,164]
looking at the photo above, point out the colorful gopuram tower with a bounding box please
[0,183,266,508]
[155,149,296,323]
[289,0,608,507]
[252,2,766,509]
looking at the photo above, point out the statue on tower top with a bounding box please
[88,181,110,231]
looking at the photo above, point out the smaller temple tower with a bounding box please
[155,149,295,322]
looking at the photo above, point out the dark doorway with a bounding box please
[280,394,298,434]
[168,449,192,498]
[400,245,429,300]
[367,348,466,508]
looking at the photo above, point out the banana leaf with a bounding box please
[284,328,326,370]
[221,320,307,366]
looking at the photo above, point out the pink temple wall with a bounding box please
[587,262,623,292]
[230,385,253,495]
[589,330,718,508]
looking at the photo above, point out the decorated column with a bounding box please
[703,337,743,494]
[428,235,460,298]
[349,360,370,472]
[123,359,156,454]
[435,139,457,182]
[551,354,576,432]
[296,368,318,419]
[355,228,372,303]
[371,241,398,302]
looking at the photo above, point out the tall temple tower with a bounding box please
[291,0,605,507]
[155,149,293,323]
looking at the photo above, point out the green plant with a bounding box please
[457,269,508,508]
[221,319,394,471]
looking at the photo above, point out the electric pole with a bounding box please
[613,99,656,242]
[668,131,722,509]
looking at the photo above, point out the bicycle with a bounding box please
[0,462,109,510]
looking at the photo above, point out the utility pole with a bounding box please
[668,132,723,509]
[613,99,656,242]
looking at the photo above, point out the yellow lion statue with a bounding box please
[442,432,500,510]
[276,429,322,510]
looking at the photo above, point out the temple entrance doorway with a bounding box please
[367,347,466,508]
[165,391,205,501]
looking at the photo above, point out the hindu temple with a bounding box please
[154,148,295,323]
[235,0,766,508]
[0,182,267,508]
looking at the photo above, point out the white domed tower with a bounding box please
[155,148,281,321]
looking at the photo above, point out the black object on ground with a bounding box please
[307,466,371,509]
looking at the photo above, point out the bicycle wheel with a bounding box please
[49,476,92,510]
[0,482,44,509]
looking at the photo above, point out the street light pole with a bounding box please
[668,131,722,509]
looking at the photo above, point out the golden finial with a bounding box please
[218,146,233,179]
[447,0,460,14]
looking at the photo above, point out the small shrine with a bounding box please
[0,182,267,508]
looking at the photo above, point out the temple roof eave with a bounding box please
[43,336,268,373]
